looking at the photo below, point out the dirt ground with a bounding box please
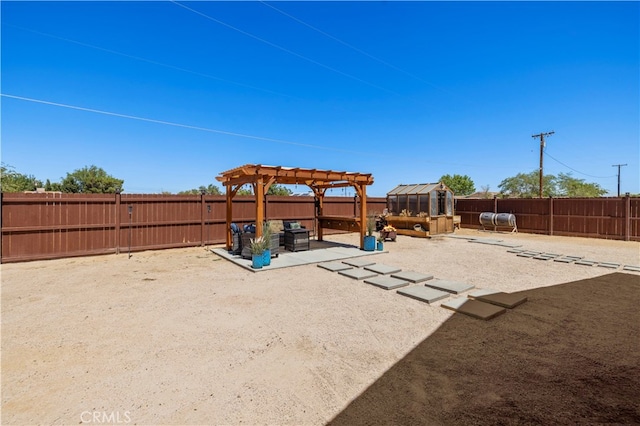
[2,229,639,425]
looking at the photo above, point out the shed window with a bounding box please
[398,195,408,214]
[418,195,429,216]
[430,191,438,216]
[446,191,453,216]
[408,195,418,216]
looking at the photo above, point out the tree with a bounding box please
[498,171,556,198]
[555,173,607,197]
[266,184,292,196]
[59,165,124,193]
[232,184,293,196]
[498,170,606,198]
[178,184,222,195]
[0,163,42,192]
[439,174,475,196]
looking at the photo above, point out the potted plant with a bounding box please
[364,215,376,251]
[376,235,384,251]
[261,223,272,266]
[250,237,265,269]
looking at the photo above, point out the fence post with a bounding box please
[200,190,206,247]
[625,193,631,242]
[493,195,497,232]
[115,190,121,255]
[549,197,554,236]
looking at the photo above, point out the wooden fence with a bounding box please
[455,196,639,241]
[2,193,637,263]
[0,193,387,263]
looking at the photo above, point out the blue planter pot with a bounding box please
[376,241,384,251]
[262,249,271,266]
[252,253,264,269]
[363,235,376,251]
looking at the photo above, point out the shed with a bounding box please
[385,183,456,236]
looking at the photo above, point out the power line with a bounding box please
[170,1,401,96]
[4,23,300,100]
[258,1,454,95]
[544,150,616,179]
[0,93,353,152]
[1,93,522,171]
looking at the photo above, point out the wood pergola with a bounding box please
[215,164,374,250]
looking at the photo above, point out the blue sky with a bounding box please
[2,1,638,196]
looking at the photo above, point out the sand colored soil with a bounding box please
[2,229,639,425]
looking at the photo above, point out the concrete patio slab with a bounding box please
[397,286,450,304]
[425,279,475,294]
[318,262,353,272]
[343,258,377,268]
[441,298,507,320]
[212,242,382,272]
[364,276,410,290]
[364,264,402,275]
[390,271,434,283]
[338,269,379,280]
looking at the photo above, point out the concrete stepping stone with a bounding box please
[425,279,475,294]
[507,248,525,253]
[390,271,434,283]
[533,253,561,260]
[397,286,450,304]
[554,255,583,263]
[597,262,620,269]
[517,251,542,258]
[364,276,410,290]
[467,289,527,309]
[342,258,377,268]
[494,242,523,248]
[364,264,402,275]
[574,259,598,266]
[318,262,353,272]
[469,238,504,245]
[338,268,378,280]
[446,235,476,240]
[441,298,507,320]
[623,265,640,272]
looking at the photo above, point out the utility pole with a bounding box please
[531,131,554,198]
[612,164,627,197]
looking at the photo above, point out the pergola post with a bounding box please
[355,183,367,250]
[255,176,264,239]
[225,184,233,250]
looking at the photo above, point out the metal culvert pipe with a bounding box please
[495,213,516,228]
[479,212,496,228]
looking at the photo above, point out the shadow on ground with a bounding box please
[328,272,640,425]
